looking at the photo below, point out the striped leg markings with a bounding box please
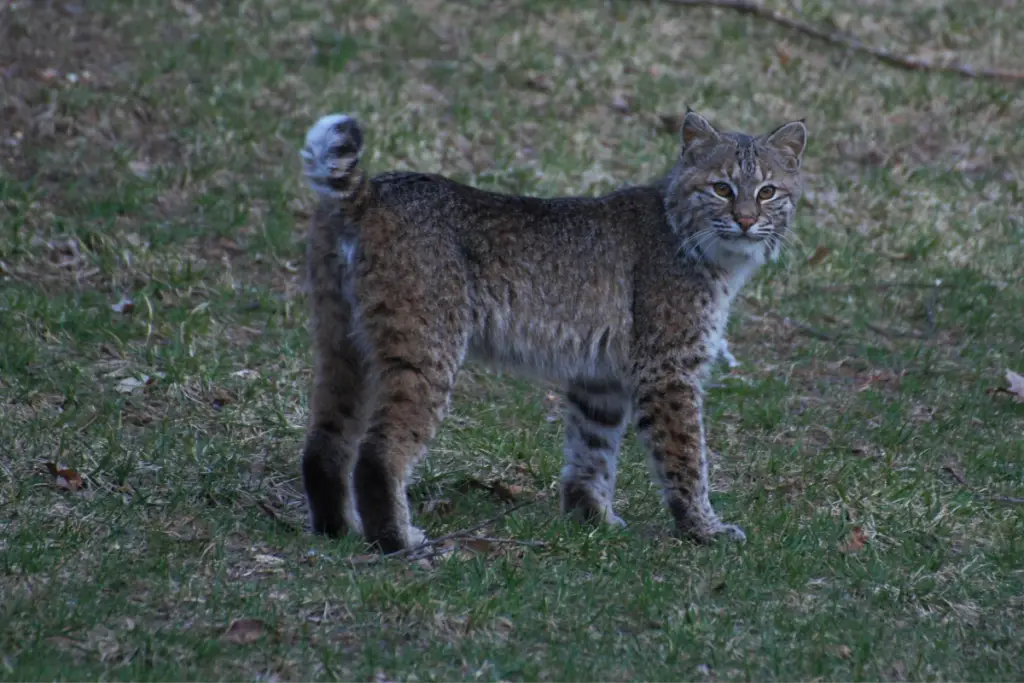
[560,379,629,527]
[634,374,745,543]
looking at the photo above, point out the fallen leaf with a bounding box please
[128,160,152,179]
[422,498,453,516]
[221,618,267,645]
[855,378,874,393]
[838,644,853,659]
[806,245,832,265]
[45,462,85,491]
[110,296,135,314]
[40,67,61,81]
[881,250,914,262]
[46,237,81,267]
[209,389,233,410]
[413,83,448,104]
[941,464,968,487]
[839,526,867,553]
[774,43,792,66]
[171,0,203,25]
[115,376,153,394]
[1005,369,1024,402]
[232,369,260,380]
[254,553,285,566]
[524,72,553,92]
[460,538,494,554]
[610,93,631,113]
[487,481,527,502]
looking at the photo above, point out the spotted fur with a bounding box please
[298,110,806,552]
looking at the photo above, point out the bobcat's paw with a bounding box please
[719,348,740,369]
[606,512,628,528]
[680,520,747,544]
[708,523,746,542]
[404,525,428,549]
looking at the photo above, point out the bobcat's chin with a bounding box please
[702,233,771,268]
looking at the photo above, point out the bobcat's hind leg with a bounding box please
[302,272,369,538]
[350,240,471,553]
[302,346,368,537]
[560,379,630,527]
[353,337,465,553]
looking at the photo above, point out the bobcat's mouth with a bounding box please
[719,229,768,243]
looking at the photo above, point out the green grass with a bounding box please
[2,0,1023,679]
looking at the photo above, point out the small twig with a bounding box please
[942,465,969,488]
[470,536,549,548]
[812,281,960,294]
[658,0,1024,82]
[783,316,837,341]
[924,286,939,337]
[865,322,928,340]
[386,497,543,561]
[745,310,839,342]
[941,465,1024,506]
[257,501,304,534]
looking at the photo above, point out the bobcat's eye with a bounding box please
[757,185,776,201]
[712,182,733,199]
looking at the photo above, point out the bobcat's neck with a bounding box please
[699,240,766,303]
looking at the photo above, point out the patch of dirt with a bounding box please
[1,3,152,187]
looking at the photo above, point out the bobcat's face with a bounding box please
[666,113,807,263]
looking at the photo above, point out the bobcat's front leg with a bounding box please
[634,370,745,543]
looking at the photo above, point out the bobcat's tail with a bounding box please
[300,113,368,210]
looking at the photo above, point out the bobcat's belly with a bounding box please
[467,312,630,383]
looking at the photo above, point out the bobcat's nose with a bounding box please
[736,216,757,232]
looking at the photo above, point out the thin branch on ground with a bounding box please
[991,495,1024,505]
[814,281,1010,294]
[865,322,928,340]
[386,497,544,562]
[658,0,1024,82]
[257,500,304,534]
[925,286,939,337]
[744,310,839,342]
[783,315,838,341]
[471,536,550,548]
[941,465,1024,506]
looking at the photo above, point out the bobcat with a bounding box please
[299,110,806,553]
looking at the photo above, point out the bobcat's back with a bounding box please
[321,167,674,381]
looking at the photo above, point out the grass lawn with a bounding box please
[2,0,1023,679]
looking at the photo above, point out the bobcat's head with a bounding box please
[665,111,807,266]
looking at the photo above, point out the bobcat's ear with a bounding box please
[680,110,720,152]
[763,120,807,168]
